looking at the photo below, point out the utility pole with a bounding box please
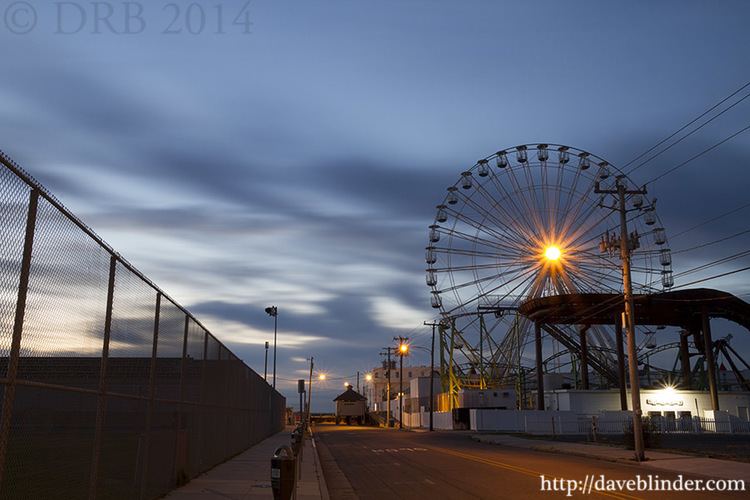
[298,379,305,425]
[356,371,360,392]
[394,337,409,430]
[380,348,392,427]
[306,357,314,427]
[424,321,438,432]
[596,176,646,462]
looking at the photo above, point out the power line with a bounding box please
[645,122,750,184]
[672,227,750,254]
[670,200,750,240]
[671,265,750,290]
[627,89,750,176]
[671,248,750,280]
[622,79,750,171]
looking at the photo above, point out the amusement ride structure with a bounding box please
[424,143,750,411]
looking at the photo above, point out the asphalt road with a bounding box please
[315,424,745,500]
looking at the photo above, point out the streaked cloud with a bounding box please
[1,0,749,410]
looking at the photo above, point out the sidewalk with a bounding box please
[473,434,750,482]
[166,428,328,499]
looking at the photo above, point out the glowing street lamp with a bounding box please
[394,337,409,429]
[318,373,326,381]
[363,373,373,410]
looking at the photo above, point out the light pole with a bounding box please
[306,357,314,425]
[364,373,373,410]
[263,340,268,381]
[265,306,278,389]
[394,337,409,429]
[310,371,326,425]
[595,176,647,462]
[424,321,439,432]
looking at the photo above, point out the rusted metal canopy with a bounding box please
[518,288,750,330]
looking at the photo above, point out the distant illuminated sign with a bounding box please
[646,386,684,407]
[646,398,684,407]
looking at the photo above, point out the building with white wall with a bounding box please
[367,362,435,412]
[544,388,750,420]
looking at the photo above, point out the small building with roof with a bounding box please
[333,385,367,424]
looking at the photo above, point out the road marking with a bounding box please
[428,446,643,500]
[371,447,428,454]
[424,478,435,485]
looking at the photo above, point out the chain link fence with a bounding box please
[0,152,285,499]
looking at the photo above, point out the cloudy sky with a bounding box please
[2,0,750,409]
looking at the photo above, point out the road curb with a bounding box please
[312,431,358,499]
[310,430,331,500]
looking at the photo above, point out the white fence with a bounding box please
[403,411,453,429]
[469,409,750,435]
[471,410,579,434]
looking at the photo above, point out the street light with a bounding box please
[394,337,409,429]
[364,373,373,409]
[307,367,329,425]
[265,306,278,389]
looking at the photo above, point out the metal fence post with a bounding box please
[88,255,117,500]
[197,330,208,471]
[174,314,189,484]
[0,188,39,490]
[178,315,189,427]
[139,292,161,500]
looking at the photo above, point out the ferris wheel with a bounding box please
[425,144,673,389]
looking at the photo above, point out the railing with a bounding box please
[0,152,285,499]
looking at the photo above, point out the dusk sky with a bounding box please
[2,0,750,410]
